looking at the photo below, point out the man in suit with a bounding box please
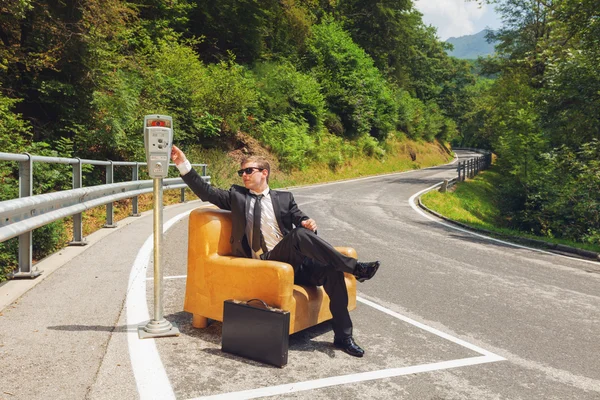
[171,145,380,357]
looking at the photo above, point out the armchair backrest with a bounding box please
[188,208,233,258]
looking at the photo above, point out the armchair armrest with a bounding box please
[334,246,357,260]
[194,255,295,313]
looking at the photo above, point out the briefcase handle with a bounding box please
[246,298,270,309]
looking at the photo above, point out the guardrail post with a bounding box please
[10,153,41,279]
[457,161,461,181]
[104,161,117,228]
[439,179,448,193]
[131,162,141,217]
[69,158,87,246]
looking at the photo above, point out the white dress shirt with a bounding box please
[247,188,284,258]
[176,160,192,175]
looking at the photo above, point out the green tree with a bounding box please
[303,19,397,140]
[333,0,414,85]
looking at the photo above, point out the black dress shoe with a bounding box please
[354,261,380,282]
[334,336,365,357]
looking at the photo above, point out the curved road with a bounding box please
[1,150,599,399]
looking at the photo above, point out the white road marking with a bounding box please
[408,184,600,266]
[156,275,504,400]
[357,297,499,357]
[191,356,502,400]
[126,210,193,400]
[146,274,187,281]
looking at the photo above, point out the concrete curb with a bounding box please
[417,192,600,263]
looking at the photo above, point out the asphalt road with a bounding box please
[1,150,599,400]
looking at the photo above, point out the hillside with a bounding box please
[445,29,497,59]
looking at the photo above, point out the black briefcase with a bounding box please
[221,299,290,367]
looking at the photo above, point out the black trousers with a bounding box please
[263,227,358,339]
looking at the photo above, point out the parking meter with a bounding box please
[144,115,173,178]
[139,114,179,339]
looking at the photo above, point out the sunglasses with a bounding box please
[237,167,264,177]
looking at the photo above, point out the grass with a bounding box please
[270,139,453,188]
[421,168,600,254]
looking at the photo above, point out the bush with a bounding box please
[85,40,259,160]
[423,101,445,142]
[258,118,315,171]
[203,59,259,137]
[396,90,426,140]
[357,135,385,159]
[252,61,326,132]
[524,141,600,243]
[437,118,458,143]
[313,131,359,171]
[0,93,32,281]
[0,105,71,281]
[303,19,397,140]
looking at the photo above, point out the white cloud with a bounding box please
[414,0,493,40]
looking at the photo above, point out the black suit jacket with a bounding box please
[182,168,309,258]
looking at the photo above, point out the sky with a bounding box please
[413,0,503,41]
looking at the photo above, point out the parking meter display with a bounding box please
[144,115,173,178]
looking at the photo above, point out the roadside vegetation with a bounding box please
[1,1,598,279]
[456,1,599,251]
[421,168,600,254]
[0,1,464,281]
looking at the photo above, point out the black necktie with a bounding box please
[252,194,264,252]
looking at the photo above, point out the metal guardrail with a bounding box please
[457,154,491,181]
[452,148,492,181]
[0,152,209,279]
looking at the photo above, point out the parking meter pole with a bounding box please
[139,178,180,339]
[153,177,165,322]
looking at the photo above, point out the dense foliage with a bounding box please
[0,0,470,278]
[460,0,599,245]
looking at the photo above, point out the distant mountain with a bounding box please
[445,29,498,59]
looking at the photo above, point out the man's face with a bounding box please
[240,162,268,191]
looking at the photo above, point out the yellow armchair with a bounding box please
[184,208,357,334]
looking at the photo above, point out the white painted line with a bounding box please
[146,275,187,281]
[356,296,501,357]
[409,184,600,266]
[158,273,504,400]
[190,355,502,400]
[126,210,193,400]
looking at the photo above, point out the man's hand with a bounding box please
[301,218,317,232]
[171,145,187,166]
